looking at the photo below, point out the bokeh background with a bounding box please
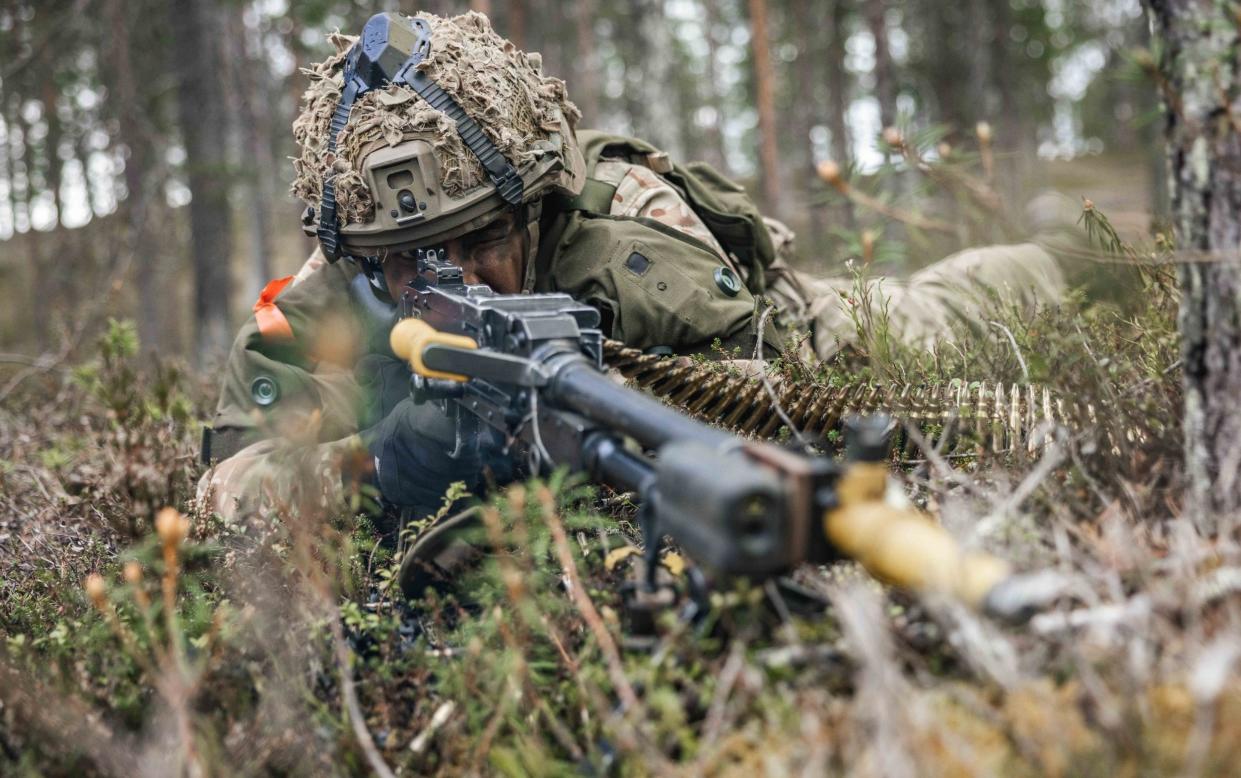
[0,0,1160,364]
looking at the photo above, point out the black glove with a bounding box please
[360,396,484,517]
[355,352,416,429]
[355,354,484,516]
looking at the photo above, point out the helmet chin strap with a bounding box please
[521,201,541,294]
[358,255,391,301]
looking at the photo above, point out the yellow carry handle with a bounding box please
[824,462,1010,610]
[389,318,479,382]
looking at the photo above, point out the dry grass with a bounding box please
[4,273,1240,776]
[3,171,1239,773]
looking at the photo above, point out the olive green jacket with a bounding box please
[199,134,777,517]
[198,132,1075,520]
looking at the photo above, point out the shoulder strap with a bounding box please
[562,177,618,214]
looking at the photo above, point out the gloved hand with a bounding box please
[355,354,484,516]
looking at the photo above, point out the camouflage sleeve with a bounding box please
[198,251,370,522]
[544,161,774,356]
[196,436,365,522]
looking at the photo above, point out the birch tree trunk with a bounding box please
[1143,0,1241,520]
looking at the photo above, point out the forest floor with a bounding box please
[4,215,1241,775]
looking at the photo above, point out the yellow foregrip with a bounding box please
[825,464,1011,609]
[389,318,479,382]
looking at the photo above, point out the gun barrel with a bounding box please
[550,359,734,452]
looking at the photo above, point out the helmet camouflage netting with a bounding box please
[291,11,582,225]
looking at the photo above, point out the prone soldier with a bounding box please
[199,11,1087,525]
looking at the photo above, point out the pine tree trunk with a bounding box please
[636,0,684,159]
[508,0,527,50]
[106,0,162,352]
[170,0,235,362]
[699,0,730,174]
[572,0,601,126]
[1143,0,1241,520]
[35,72,63,349]
[792,0,826,250]
[747,0,783,218]
[223,11,275,305]
[865,0,894,130]
[826,0,854,229]
[918,0,971,138]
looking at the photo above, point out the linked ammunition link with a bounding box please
[603,340,1069,455]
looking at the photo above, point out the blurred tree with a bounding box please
[602,0,683,158]
[748,0,783,217]
[169,0,235,360]
[222,7,277,304]
[508,0,527,50]
[786,0,826,249]
[865,0,894,131]
[825,0,853,231]
[698,0,731,174]
[571,0,601,126]
[105,0,164,351]
[35,50,65,348]
[1142,0,1241,518]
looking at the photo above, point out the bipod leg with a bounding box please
[620,501,677,647]
[682,566,712,628]
[640,500,661,591]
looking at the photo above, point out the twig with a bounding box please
[331,617,397,778]
[817,161,957,235]
[753,305,812,452]
[538,485,640,711]
[408,700,456,755]
[699,640,746,747]
[0,353,63,368]
[972,442,1066,540]
[989,321,1029,382]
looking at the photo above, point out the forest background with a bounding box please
[10,1,1229,774]
[0,0,1158,363]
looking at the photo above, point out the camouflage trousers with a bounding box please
[767,241,1067,361]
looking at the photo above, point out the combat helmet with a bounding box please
[293,12,584,273]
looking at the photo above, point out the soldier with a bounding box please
[199,11,1081,523]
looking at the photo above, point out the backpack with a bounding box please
[559,130,778,294]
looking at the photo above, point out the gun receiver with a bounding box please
[387,251,1040,618]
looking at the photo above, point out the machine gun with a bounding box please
[384,250,1050,621]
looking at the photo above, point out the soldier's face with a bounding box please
[382,212,526,299]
